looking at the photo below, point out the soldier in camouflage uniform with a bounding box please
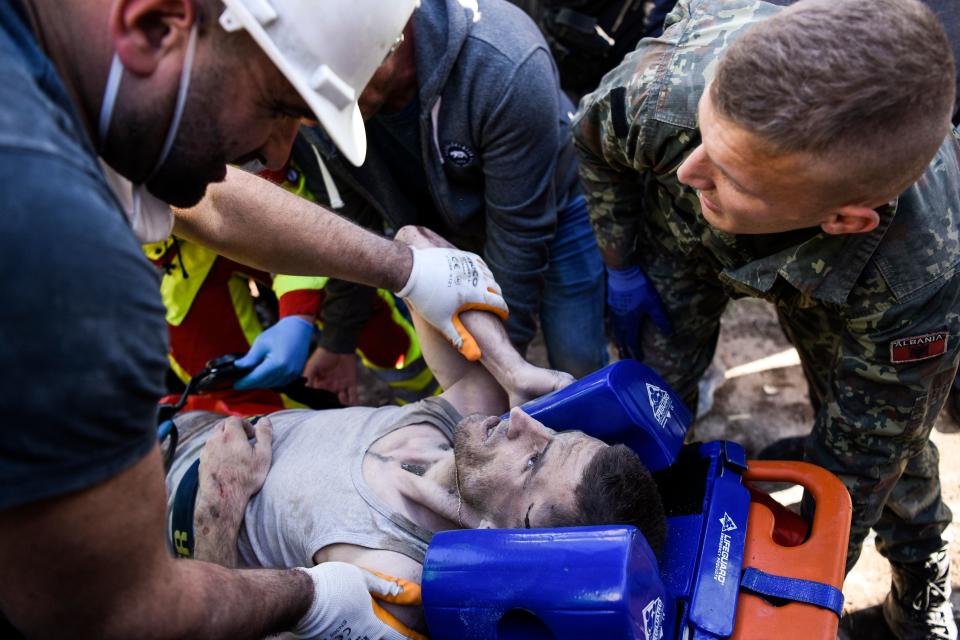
[572,0,960,637]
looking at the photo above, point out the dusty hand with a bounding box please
[292,563,426,640]
[304,346,359,406]
[197,417,273,513]
[507,365,576,408]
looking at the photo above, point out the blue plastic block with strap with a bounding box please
[515,360,691,472]
[422,526,674,640]
[659,441,752,638]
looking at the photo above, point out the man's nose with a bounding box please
[259,118,301,171]
[677,145,714,191]
[506,408,547,443]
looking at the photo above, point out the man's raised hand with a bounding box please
[506,366,575,408]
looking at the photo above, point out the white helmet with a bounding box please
[219,0,418,166]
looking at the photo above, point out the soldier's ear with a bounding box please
[820,205,879,235]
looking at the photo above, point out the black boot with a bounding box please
[883,545,957,640]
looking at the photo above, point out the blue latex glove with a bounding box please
[606,265,672,360]
[234,316,315,390]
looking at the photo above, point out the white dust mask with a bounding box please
[97,23,198,243]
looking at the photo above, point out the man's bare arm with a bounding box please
[0,447,311,640]
[174,169,508,360]
[173,167,412,291]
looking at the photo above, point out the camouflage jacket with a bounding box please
[573,0,960,437]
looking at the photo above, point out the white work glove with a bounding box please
[395,246,508,361]
[292,562,426,640]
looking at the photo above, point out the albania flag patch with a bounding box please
[890,331,949,363]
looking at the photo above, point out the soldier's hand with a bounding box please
[606,265,671,359]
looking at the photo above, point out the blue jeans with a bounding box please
[540,193,609,378]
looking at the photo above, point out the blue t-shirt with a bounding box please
[0,1,168,511]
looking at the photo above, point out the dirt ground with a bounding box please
[358,297,959,638]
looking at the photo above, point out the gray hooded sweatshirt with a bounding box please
[292,0,580,353]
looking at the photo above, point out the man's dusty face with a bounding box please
[453,410,606,529]
[675,90,839,235]
[138,36,311,207]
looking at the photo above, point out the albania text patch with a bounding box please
[890,331,949,363]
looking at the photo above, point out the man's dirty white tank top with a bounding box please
[165,397,462,567]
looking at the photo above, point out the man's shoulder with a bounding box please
[0,146,149,287]
[572,0,781,178]
[870,132,960,305]
[583,0,781,131]
[465,0,548,64]
[0,36,94,173]
[0,49,114,239]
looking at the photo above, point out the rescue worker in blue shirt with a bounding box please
[0,0,507,637]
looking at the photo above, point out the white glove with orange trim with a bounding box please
[292,563,426,640]
[395,246,508,361]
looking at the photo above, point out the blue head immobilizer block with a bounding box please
[422,526,674,640]
[516,360,692,472]
[423,361,753,639]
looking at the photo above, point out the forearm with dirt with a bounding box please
[193,485,245,569]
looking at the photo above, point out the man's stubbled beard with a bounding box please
[117,61,237,208]
[452,414,501,513]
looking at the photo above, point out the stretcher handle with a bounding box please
[743,460,851,558]
[732,461,851,640]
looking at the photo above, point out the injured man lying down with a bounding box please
[165,227,667,635]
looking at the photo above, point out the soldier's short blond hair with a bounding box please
[711,0,955,201]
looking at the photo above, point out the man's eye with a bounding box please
[526,453,540,469]
[270,104,301,120]
[722,175,752,196]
